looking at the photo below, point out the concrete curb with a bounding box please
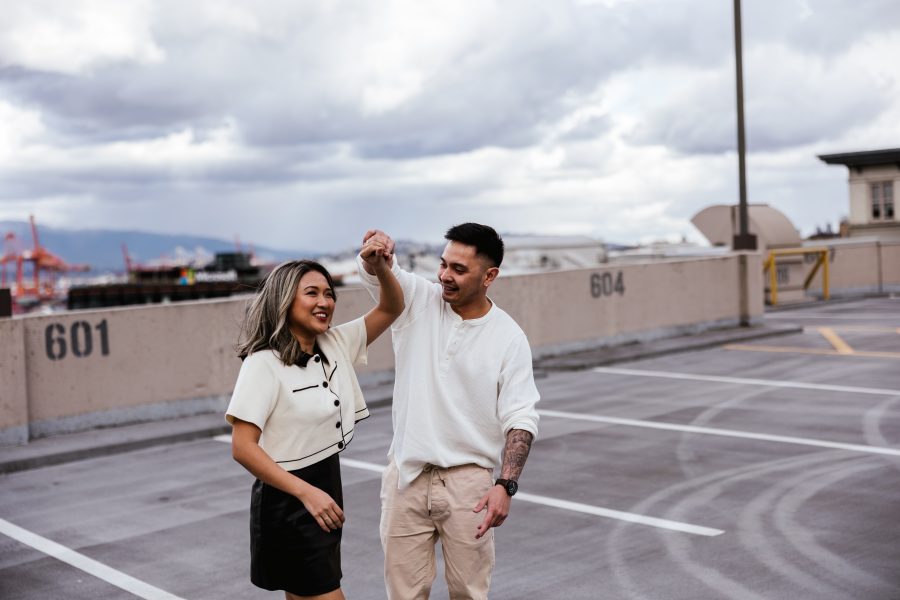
[535,323,801,372]
[764,294,887,313]
[0,391,395,476]
[0,424,233,475]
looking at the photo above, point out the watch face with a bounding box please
[505,480,518,496]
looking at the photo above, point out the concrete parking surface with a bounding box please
[2,297,899,599]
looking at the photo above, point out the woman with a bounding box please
[226,238,402,600]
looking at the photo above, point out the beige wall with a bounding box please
[490,254,763,354]
[848,224,900,242]
[0,319,28,444]
[1,253,764,444]
[881,243,900,287]
[22,300,248,437]
[805,240,900,296]
[848,180,869,224]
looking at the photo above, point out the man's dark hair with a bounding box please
[445,223,504,267]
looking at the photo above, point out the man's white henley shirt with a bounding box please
[357,257,540,489]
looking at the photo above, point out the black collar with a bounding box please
[295,343,328,368]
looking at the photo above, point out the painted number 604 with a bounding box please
[45,320,110,361]
[590,272,625,298]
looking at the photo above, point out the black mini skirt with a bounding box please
[249,453,343,596]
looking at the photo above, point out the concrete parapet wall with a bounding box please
[489,253,763,356]
[805,240,900,296]
[20,300,247,437]
[0,318,28,445]
[879,243,900,291]
[2,253,762,444]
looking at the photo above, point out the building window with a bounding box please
[871,181,894,221]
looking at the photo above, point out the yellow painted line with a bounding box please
[724,344,840,356]
[724,344,900,360]
[818,327,855,355]
[800,325,900,333]
[828,350,900,359]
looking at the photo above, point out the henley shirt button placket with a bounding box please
[443,323,461,367]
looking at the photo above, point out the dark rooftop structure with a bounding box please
[818,147,900,170]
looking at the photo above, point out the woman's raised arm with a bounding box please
[360,238,404,345]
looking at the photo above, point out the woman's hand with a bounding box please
[230,420,345,533]
[299,486,345,532]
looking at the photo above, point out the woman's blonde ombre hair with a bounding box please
[236,260,337,366]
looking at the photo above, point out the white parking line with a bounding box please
[592,366,900,397]
[0,518,186,600]
[538,409,900,457]
[513,492,723,536]
[213,441,723,536]
[340,457,387,474]
[342,457,722,536]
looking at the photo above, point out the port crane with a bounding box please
[0,215,89,311]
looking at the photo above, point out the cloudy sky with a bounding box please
[1,0,899,252]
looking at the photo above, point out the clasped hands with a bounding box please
[360,229,396,271]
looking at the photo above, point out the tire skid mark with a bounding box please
[773,457,899,593]
[863,397,900,473]
[658,452,845,600]
[736,455,874,596]
[607,451,833,600]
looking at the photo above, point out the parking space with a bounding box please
[2,297,899,599]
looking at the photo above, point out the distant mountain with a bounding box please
[0,220,311,273]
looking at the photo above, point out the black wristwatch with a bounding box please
[495,478,518,497]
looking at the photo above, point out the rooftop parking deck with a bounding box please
[1,297,899,599]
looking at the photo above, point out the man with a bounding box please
[357,223,540,600]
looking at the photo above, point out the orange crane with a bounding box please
[1,215,89,309]
[0,231,22,290]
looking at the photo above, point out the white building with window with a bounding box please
[819,148,899,240]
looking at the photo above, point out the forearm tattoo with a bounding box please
[500,429,533,481]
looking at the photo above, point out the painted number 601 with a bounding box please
[45,320,110,361]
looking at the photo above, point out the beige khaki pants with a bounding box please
[380,459,496,600]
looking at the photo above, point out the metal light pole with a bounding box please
[732,0,757,251]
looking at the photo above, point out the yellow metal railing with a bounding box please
[762,247,830,305]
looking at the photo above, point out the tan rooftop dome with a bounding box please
[691,204,801,251]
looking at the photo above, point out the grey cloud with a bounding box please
[744,0,900,56]
[559,115,612,142]
[628,84,735,155]
[0,150,323,204]
[1,68,216,144]
[1,1,735,159]
[4,0,896,162]
[629,44,891,155]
